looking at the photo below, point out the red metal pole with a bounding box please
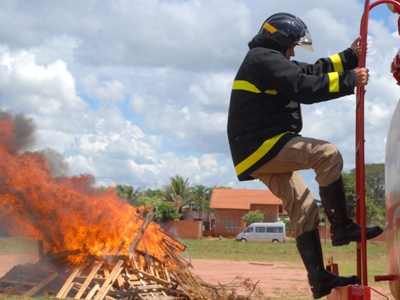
[356,0,369,286]
[356,0,400,287]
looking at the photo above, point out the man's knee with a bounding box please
[315,143,343,186]
[291,199,320,236]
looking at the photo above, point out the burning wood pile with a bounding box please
[0,112,211,299]
[0,207,211,299]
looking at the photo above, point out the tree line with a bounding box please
[108,175,229,223]
[110,164,386,227]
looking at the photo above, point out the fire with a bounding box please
[0,112,184,264]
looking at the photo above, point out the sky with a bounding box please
[0,0,399,197]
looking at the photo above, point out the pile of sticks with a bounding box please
[0,207,211,300]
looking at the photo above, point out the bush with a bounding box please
[135,197,181,223]
[155,202,181,222]
[282,218,292,231]
[242,210,264,225]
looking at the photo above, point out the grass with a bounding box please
[0,237,39,255]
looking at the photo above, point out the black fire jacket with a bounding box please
[227,37,359,181]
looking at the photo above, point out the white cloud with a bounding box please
[0,0,397,193]
[83,76,126,107]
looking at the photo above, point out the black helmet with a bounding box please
[258,12,313,53]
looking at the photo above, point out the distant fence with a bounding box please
[162,220,202,239]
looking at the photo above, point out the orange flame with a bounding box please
[0,117,184,263]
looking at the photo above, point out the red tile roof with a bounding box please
[210,189,282,210]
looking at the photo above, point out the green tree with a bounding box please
[136,196,181,223]
[350,163,385,202]
[363,164,385,201]
[342,172,356,219]
[163,174,193,204]
[343,164,385,227]
[365,195,385,226]
[97,186,108,191]
[282,218,292,231]
[364,163,385,214]
[142,188,165,199]
[243,210,264,225]
[155,202,181,223]
[116,184,144,206]
[136,196,162,207]
[189,184,211,212]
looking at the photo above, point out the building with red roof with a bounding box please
[210,189,285,237]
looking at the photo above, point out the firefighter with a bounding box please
[227,12,383,299]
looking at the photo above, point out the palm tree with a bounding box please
[163,175,193,204]
[116,184,144,206]
[192,184,212,210]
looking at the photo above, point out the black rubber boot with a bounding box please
[296,229,359,299]
[319,177,383,246]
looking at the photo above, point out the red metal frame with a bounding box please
[356,0,400,287]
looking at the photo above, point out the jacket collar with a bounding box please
[248,35,284,54]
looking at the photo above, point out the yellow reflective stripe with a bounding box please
[232,80,278,95]
[328,72,339,92]
[233,80,261,93]
[263,22,278,34]
[266,89,278,95]
[329,54,344,73]
[235,132,289,176]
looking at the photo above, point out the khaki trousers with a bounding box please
[250,136,343,236]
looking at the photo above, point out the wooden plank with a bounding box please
[164,268,171,283]
[134,284,166,290]
[148,263,156,277]
[130,270,170,286]
[134,207,147,223]
[95,266,124,300]
[125,280,143,287]
[106,290,139,297]
[103,269,110,278]
[74,261,104,299]
[94,260,124,300]
[23,272,58,297]
[47,249,81,260]
[75,276,106,282]
[85,283,100,300]
[127,207,155,255]
[153,265,161,278]
[116,274,124,289]
[71,282,83,293]
[56,258,89,298]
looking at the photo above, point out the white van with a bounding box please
[235,222,286,243]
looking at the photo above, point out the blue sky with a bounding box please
[0,0,399,198]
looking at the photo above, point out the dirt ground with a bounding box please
[0,255,394,299]
[189,259,310,298]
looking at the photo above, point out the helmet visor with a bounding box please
[296,28,314,51]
